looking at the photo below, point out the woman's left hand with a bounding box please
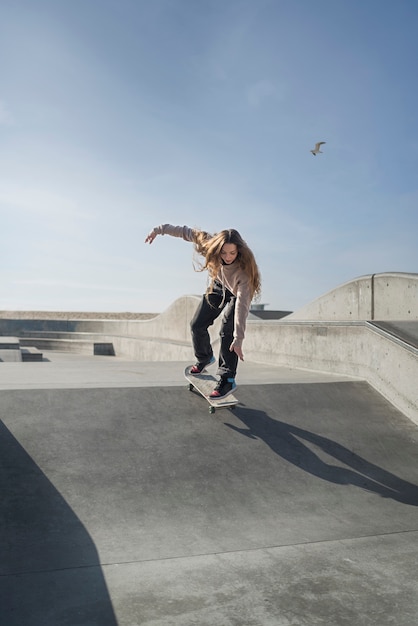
[230,343,244,361]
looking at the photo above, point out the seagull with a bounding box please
[310,141,326,156]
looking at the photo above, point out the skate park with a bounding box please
[1,272,418,625]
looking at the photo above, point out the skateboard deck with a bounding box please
[184,366,238,413]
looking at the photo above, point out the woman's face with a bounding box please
[220,243,238,265]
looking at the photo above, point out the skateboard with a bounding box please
[184,366,238,414]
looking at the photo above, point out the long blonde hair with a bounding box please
[192,228,261,300]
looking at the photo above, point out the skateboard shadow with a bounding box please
[224,408,418,506]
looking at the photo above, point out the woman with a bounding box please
[145,224,261,398]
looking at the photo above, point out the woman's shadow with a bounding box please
[224,407,418,506]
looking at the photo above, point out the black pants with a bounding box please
[190,282,238,379]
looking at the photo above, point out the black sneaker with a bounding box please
[209,377,237,399]
[189,356,216,375]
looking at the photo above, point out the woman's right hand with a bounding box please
[144,229,158,244]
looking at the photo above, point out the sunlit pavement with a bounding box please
[1,353,418,625]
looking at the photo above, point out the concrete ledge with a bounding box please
[94,343,115,356]
[110,336,197,361]
[0,337,22,362]
[245,319,418,425]
[18,335,198,361]
[19,338,96,355]
[20,347,43,362]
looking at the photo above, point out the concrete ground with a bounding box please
[1,353,418,626]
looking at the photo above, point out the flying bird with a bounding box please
[310,141,326,156]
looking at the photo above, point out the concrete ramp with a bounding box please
[2,378,418,625]
[288,272,418,321]
[371,320,418,349]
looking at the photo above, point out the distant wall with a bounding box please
[0,295,222,362]
[288,273,418,321]
[1,277,417,423]
[0,296,205,341]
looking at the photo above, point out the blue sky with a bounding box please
[1,0,417,312]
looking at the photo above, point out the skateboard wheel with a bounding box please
[209,406,215,414]
[188,383,194,391]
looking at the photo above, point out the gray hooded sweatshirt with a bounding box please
[152,224,253,348]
